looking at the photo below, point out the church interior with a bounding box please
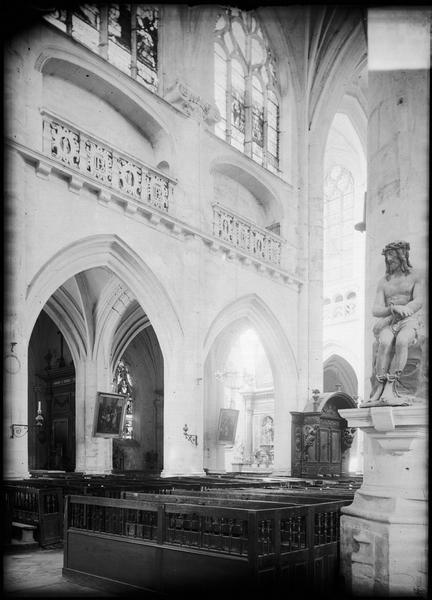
[2,3,429,598]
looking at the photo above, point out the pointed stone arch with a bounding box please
[25,234,183,365]
[204,294,297,378]
[203,294,298,474]
[323,353,359,398]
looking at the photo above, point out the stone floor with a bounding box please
[2,545,119,598]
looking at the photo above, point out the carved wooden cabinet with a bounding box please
[291,392,357,478]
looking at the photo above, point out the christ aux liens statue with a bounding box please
[362,241,426,407]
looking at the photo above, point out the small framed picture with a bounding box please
[217,408,239,445]
[93,392,128,438]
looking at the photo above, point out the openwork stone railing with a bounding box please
[323,299,357,322]
[42,115,172,211]
[213,203,282,265]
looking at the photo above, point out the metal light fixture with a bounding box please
[183,424,198,446]
[10,403,45,438]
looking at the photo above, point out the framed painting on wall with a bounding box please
[93,392,128,438]
[217,408,239,445]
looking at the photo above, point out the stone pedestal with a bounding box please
[338,405,427,596]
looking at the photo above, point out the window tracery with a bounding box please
[45,4,159,93]
[323,165,355,282]
[214,8,280,173]
[113,359,134,439]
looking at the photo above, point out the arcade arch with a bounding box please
[323,353,358,398]
[203,294,298,474]
[26,264,165,475]
[16,235,183,475]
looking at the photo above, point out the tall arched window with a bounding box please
[323,165,355,282]
[113,359,134,439]
[45,4,159,93]
[214,8,280,173]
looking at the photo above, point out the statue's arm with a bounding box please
[392,272,423,317]
[405,275,423,313]
[372,279,391,317]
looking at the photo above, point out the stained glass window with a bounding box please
[113,359,134,439]
[44,4,158,94]
[72,5,100,51]
[214,8,280,172]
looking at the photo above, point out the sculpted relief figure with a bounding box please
[362,241,424,407]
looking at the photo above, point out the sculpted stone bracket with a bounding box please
[164,79,221,125]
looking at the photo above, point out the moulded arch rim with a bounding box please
[110,310,151,373]
[203,294,298,381]
[210,317,257,370]
[25,235,183,362]
[255,7,302,102]
[209,156,284,219]
[309,22,366,142]
[323,343,360,375]
[306,391,357,412]
[323,353,359,390]
[34,45,176,159]
[42,299,86,367]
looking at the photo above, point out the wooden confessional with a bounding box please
[290,391,357,478]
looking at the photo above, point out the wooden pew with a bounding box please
[63,493,345,596]
[2,485,63,546]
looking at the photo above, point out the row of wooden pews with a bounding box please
[2,472,272,547]
[62,489,347,596]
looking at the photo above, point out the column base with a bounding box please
[341,512,427,596]
[339,405,427,597]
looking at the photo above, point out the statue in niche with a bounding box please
[362,241,425,407]
[261,416,274,446]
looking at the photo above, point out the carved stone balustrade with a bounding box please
[212,203,283,266]
[42,113,173,212]
[323,299,357,323]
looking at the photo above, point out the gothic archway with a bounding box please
[203,294,297,474]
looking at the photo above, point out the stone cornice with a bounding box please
[6,138,303,290]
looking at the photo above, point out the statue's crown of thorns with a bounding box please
[382,240,410,255]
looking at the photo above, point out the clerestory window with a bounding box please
[44,4,159,93]
[323,165,355,282]
[214,8,280,174]
[113,359,134,439]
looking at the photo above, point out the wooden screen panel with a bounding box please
[331,431,341,463]
[319,429,330,463]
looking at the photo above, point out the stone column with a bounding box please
[365,9,430,400]
[75,359,112,474]
[3,149,29,479]
[339,406,427,596]
[297,132,327,399]
[339,12,430,596]
[161,236,206,477]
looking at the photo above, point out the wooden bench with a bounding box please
[2,485,63,547]
[63,493,345,596]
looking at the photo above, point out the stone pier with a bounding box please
[339,405,427,596]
